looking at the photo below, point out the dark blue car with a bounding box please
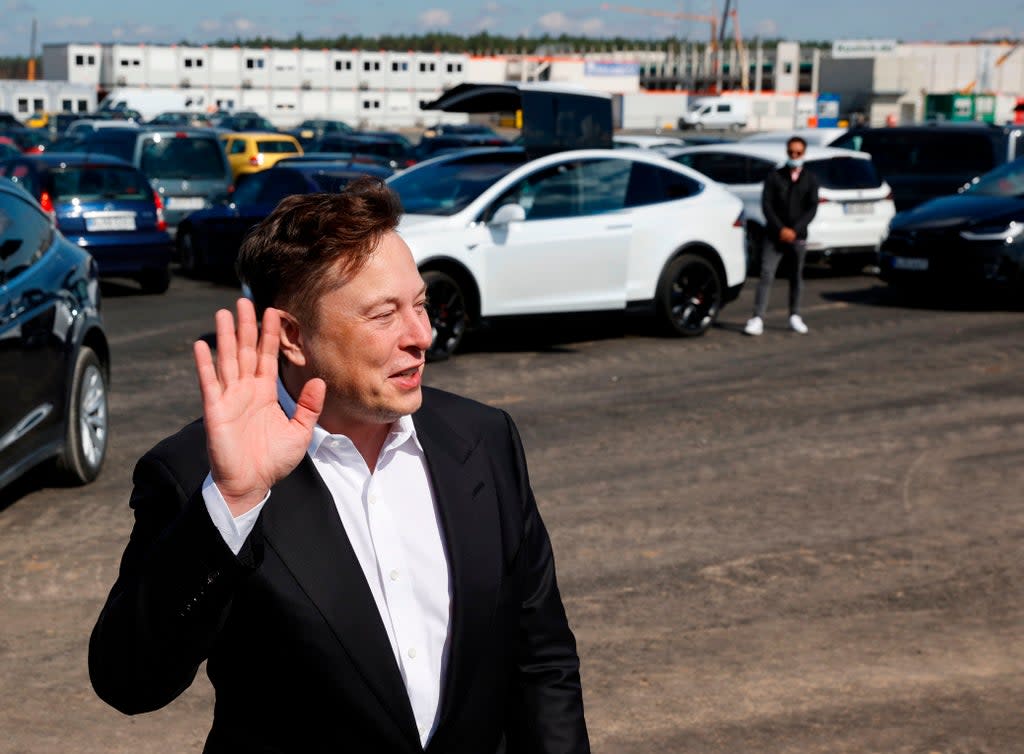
[176,161,392,278]
[0,153,173,293]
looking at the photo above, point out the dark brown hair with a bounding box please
[786,136,808,151]
[236,175,403,327]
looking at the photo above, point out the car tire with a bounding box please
[178,229,204,278]
[56,347,108,485]
[657,253,723,337]
[423,269,468,362]
[139,267,171,294]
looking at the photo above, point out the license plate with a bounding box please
[891,256,929,271]
[166,196,205,210]
[844,202,874,215]
[85,214,136,232]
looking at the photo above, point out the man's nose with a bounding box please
[405,307,433,351]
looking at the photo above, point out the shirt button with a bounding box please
[368,494,377,506]
[389,569,399,581]
[407,647,417,659]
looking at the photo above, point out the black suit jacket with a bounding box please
[89,387,589,754]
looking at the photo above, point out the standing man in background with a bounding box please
[744,136,819,336]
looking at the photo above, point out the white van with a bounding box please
[679,97,748,132]
[98,88,208,123]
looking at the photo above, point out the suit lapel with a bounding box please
[259,455,419,744]
[414,401,503,735]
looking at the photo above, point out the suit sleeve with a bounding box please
[89,450,263,715]
[501,412,591,754]
[761,173,784,238]
[793,174,819,238]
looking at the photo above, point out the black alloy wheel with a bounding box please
[422,270,468,362]
[178,229,203,277]
[658,253,723,337]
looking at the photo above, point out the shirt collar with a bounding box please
[276,379,422,458]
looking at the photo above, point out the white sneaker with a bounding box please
[789,314,809,334]
[744,316,763,336]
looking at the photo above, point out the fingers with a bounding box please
[214,307,239,385]
[236,298,259,378]
[290,378,326,435]
[256,306,282,379]
[193,339,221,406]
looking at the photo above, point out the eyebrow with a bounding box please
[363,283,428,312]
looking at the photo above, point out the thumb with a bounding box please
[291,378,326,435]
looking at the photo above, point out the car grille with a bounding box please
[881,227,956,257]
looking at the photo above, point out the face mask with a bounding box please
[786,158,804,169]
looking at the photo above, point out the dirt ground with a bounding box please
[2,271,1022,753]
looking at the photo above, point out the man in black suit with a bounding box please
[744,135,819,336]
[89,178,589,753]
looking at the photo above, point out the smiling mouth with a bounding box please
[392,366,421,378]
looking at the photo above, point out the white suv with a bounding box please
[388,147,747,360]
[662,142,896,272]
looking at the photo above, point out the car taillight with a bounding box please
[818,197,831,204]
[250,154,264,166]
[39,190,55,216]
[404,158,417,167]
[154,193,167,231]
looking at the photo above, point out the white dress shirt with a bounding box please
[203,381,452,748]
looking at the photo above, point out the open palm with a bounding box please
[193,299,325,515]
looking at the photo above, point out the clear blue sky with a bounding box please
[2,0,1021,57]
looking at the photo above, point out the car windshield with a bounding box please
[803,157,883,189]
[50,165,152,201]
[964,158,1024,198]
[388,153,526,216]
[140,135,225,179]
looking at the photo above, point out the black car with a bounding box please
[0,179,110,490]
[287,119,355,149]
[832,123,1023,212]
[878,157,1024,297]
[410,133,511,162]
[0,111,24,129]
[421,122,503,140]
[176,161,392,277]
[215,112,277,132]
[316,133,415,170]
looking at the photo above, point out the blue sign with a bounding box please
[584,62,640,77]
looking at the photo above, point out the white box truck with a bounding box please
[98,87,208,121]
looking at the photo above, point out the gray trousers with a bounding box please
[753,238,807,318]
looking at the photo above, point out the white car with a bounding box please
[741,127,848,148]
[388,147,747,360]
[613,134,687,152]
[661,142,896,271]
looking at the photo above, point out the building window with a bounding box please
[120,59,129,66]
[87,55,95,65]
[185,59,193,68]
[245,58,265,70]
[196,59,203,67]
[446,63,454,73]
[62,99,72,111]
[419,62,427,72]
[391,61,408,72]
[77,99,88,112]
[784,62,793,74]
[133,60,140,66]
[75,55,84,65]
[16,98,28,113]
[33,98,44,111]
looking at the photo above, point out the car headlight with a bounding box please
[960,221,1024,243]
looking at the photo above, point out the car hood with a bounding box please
[892,194,1024,232]
[398,214,457,233]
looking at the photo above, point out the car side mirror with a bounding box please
[489,203,526,226]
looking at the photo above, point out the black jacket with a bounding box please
[762,165,819,242]
[89,386,589,754]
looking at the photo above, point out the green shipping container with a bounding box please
[925,93,996,124]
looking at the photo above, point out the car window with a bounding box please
[229,139,247,155]
[803,157,883,190]
[746,157,776,183]
[51,165,153,201]
[258,141,299,154]
[82,133,137,162]
[681,153,749,184]
[578,159,630,215]
[966,157,1024,197]
[625,162,703,207]
[0,191,53,284]
[0,162,36,196]
[834,131,996,176]
[141,136,226,180]
[389,153,525,216]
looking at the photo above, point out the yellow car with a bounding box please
[220,132,303,181]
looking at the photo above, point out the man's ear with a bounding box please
[277,310,307,367]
